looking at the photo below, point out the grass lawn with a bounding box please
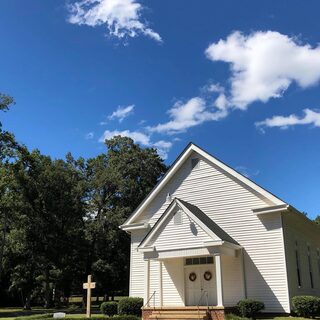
[0,313,107,320]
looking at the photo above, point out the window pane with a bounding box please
[186,258,192,265]
[207,256,214,264]
[193,258,200,265]
[200,257,206,264]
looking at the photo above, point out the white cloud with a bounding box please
[255,108,320,130]
[207,83,225,93]
[85,132,94,139]
[99,129,172,159]
[67,0,161,42]
[235,166,260,178]
[106,104,134,122]
[148,97,228,134]
[153,140,173,160]
[99,129,150,145]
[206,31,320,109]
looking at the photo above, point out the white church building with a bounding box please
[120,143,320,319]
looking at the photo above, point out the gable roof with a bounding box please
[121,142,287,227]
[177,199,239,245]
[139,198,239,249]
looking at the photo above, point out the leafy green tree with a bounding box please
[0,93,28,306]
[315,215,320,226]
[0,93,19,163]
[84,136,167,299]
[0,95,168,307]
[10,150,87,308]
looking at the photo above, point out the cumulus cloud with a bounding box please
[67,0,161,42]
[152,140,173,160]
[255,108,320,130]
[99,129,150,145]
[148,97,228,134]
[99,129,172,159]
[106,104,134,122]
[206,31,320,109]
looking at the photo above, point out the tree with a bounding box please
[0,93,18,283]
[0,93,19,163]
[9,150,87,308]
[314,216,320,226]
[84,136,167,299]
[0,93,15,113]
[0,95,168,307]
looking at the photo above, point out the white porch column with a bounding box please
[215,253,224,307]
[159,261,163,306]
[144,260,150,305]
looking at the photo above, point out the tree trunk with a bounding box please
[24,295,32,310]
[44,269,52,308]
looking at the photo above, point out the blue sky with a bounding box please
[1,0,320,218]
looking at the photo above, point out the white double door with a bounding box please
[185,265,216,306]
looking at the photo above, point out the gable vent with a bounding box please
[191,158,200,169]
[174,210,183,225]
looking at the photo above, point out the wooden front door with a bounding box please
[185,265,216,306]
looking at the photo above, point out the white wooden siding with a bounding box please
[129,230,145,298]
[150,210,214,251]
[130,152,289,312]
[149,260,160,306]
[282,212,320,306]
[162,259,185,306]
[222,255,245,306]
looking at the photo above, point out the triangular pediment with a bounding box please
[138,199,237,252]
[121,143,287,228]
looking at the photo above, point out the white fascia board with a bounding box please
[191,144,285,206]
[203,240,224,246]
[119,222,150,231]
[139,201,179,248]
[138,246,155,253]
[123,145,194,226]
[203,240,242,250]
[253,204,289,215]
[122,143,286,227]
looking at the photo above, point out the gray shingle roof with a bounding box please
[177,198,239,245]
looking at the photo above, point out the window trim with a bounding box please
[295,241,302,288]
[307,245,314,289]
[185,256,214,266]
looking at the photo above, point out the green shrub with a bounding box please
[292,295,320,318]
[112,315,141,320]
[236,299,264,318]
[118,297,143,316]
[101,301,118,316]
[225,313,249,320]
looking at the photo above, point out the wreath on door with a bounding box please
[204,271,212,281]
[189,272,197,282]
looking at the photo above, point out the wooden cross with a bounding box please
[83,275,96,318]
